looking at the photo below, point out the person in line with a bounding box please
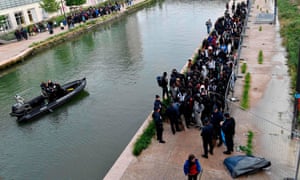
[165,103,181,134]
[201,118,214,158]
[222,112,236,154]
[161,72,169,99]
[47,21,54,34]
[152,107,165,143]
[210,106,224,147]
[183,154,202,180]
[14,29,22,41]
[193,96,205,129]
[20,27,28,40]
[182,92,193,128]
[60,21,64,30]
[205,19,212,34]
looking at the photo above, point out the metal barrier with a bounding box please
[224,0,252,113]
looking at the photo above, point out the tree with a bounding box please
[0,15,6,32]
[40,0,60,13]
[0,15,5,26]
[65,0,86,6]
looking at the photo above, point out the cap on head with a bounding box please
[224,113,230,118]
[203,117,209,124]
[214,106,218,111]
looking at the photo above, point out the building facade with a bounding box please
[0,0,105,33]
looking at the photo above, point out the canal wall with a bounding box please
[0,0,154,71]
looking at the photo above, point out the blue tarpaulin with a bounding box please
[224,155,271,178]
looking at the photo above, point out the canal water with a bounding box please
[0,0,226,179]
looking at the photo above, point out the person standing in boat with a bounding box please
[43,80,61,101]
[40,81,48,97]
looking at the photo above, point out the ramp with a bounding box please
[255,13,275,24]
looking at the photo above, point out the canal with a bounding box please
[0,0,226,179]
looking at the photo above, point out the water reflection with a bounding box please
[53,43,73,63]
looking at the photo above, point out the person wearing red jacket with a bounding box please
[183,154,203,180]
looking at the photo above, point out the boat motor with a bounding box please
[11,95,31,116]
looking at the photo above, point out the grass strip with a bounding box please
[133,121,155,156]
[277,0,300,91]
[132,97,171,156]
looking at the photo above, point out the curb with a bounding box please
[103,113,153,179]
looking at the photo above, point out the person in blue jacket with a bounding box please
[183,154,202,180]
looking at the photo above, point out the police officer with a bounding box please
[201,118,214,158]
[222,113,235,154]
[152,107,165,143]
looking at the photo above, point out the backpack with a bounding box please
[156,76,163,87]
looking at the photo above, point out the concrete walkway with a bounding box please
[0,27,68,68]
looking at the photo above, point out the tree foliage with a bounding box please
[66,0,87,6]
[40,0,60,13]
[0,15,5,26]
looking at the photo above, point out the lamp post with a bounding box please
[60,0,66,20]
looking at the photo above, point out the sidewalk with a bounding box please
[0,27,68,68]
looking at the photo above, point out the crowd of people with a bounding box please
[65,3,122,29]
[13,0,134,41]
[152,0,248,167]
[14,27,28,41]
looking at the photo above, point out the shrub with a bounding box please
[0,31,16,41]
[241,62,247,73]
[49,15,65,24]
[241,73,251,109]
[161,97,172,120]
[133,121,156,156]
[239,131,254,155]
[259,26,262,31]
[258,50,263,64]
